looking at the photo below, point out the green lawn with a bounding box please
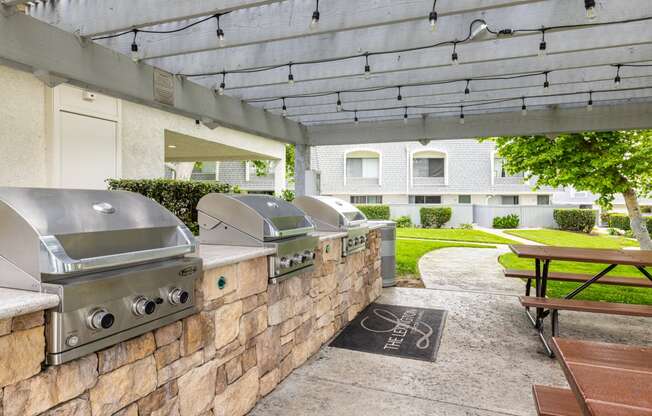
[504,229,639,248]
[397,228,517,245]
[499,229,651,305]
[397,239,495,277]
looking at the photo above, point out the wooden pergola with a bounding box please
[1,0,652,193]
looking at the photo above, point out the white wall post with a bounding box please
[294,144,311,197]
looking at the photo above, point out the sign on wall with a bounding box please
[153,68,175,106]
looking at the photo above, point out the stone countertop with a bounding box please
[0,288,60,320]
[368,221,393,230]
[197,244,276,270]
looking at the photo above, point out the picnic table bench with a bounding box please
[532,337,652,416]
[506,245,652,356]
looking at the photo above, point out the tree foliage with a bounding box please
[251,144,295,184]
[489,131,652,208]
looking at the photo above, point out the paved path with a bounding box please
[475,226,543,245]
[252,246,651,416]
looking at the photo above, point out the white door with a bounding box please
[59,111,118,189]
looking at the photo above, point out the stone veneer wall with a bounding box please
[0,229,382,416]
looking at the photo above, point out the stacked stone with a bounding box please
[0,229,382,416]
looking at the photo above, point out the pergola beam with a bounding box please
[28,0,288,37]
[100,0,542,61]
[306,101,652,145]
[0,11,306,144]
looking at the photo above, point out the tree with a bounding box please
[489,131,652,249]
[250,144,295,184]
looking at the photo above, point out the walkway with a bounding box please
[251,247,651,416]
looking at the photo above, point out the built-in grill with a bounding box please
[293,196,369,256]
[197,194,318,283]
[0,187,201,365]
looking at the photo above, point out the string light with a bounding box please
[310,0,320,29]
[543,71,550,89]
[451,42,459,65]
[584,0,597,20]
[216,71,226,95]
[521,97,527,116]
[288,64,295,86]
[216,15,225,46]
[354,110,359,125]
[364,54,371,79]
[459,106,465,124]
[428,0,438,32]
[538,29,547,57]
[403,106,409,124]
[336,92,342,111]
[464,79,471,95]
[281,97,288,117]
[614,64,622,86]
[130,30,139,62]
[587,91,593,111]
[397,86,403,101]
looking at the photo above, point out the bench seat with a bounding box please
[532,385,581,416]
[504,269,652,288]
[519,296,652,317]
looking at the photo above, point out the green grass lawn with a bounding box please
[504,229,639,248]
[499,229,651,305]
[397,228,517,245]
[397,239,495,277]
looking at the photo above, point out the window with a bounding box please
[350,195,383,204]
[537,195,550,205]
[191,162,217,181]
[494,158,524,178]
[409,195,442,204]
[413,158,445,178]
[346,157,379,179]
[458,195,471,204]
[501,195,520,205]
[579,204,593,210]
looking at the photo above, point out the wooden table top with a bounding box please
[551,337,652,416]
[509,245,652,267]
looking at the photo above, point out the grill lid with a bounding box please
[0,187,196,285]
[293,196,367,232]
[197,194,314,241]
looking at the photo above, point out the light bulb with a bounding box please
[364,64,371,79]
[310,10,320,29]
[130,42,139,62]
[587,101,593,111]
[452,52,459,65]
[459,114,465,124]
[539,41,547,57]
[218,82,225,95]
[288,74,294,86]
[282,105,288,117]
[217,29,225,47]
[429,11,437,32]
[614,75,621,86]
[521,106,527,116]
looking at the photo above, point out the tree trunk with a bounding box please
[622,188,652,250]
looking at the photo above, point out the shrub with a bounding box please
[607,228,621,236]
[356,204,390,220]
[393,216,412,228]
[278,189,295,202]
[106,179,238,234]
[459,223,474,230]
[420,207,452,228]
[553,209,596,233]
[607,213,652,234]
[493,214,519,229]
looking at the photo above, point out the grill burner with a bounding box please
[0,187,201,365]
[293,196,369,256]
[197,194,318,283]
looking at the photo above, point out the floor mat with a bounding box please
[330,302,447,362]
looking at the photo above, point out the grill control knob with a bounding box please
[169,288,190,305]
[133,297,156,316]
[293,254,303,264]
[348,239,354,247]
[279,257,292,268]
[359,236,366,244]
[88,309,114,330]
[302,250,314,262]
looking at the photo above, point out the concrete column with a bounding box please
[273,157,286,196]
[294,144,311,197]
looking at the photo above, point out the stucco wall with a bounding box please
[0,65,47,187]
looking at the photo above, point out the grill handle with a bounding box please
[40,226,197,274]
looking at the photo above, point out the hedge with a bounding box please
[553,209,596,233]
[607,213,652,234]
[493,214,519,229]
[356,204,391,220]
[420,207,452,228]
[107,179,238,234]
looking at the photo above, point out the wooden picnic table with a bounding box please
[508,245,652,356]
[550,337,652,416]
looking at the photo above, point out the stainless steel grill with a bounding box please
[0,187,202,365]
[197,194,318,283]
[293,196,369,256]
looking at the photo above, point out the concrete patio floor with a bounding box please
[251,247,652,416]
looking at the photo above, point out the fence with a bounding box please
[388,203,580,228]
